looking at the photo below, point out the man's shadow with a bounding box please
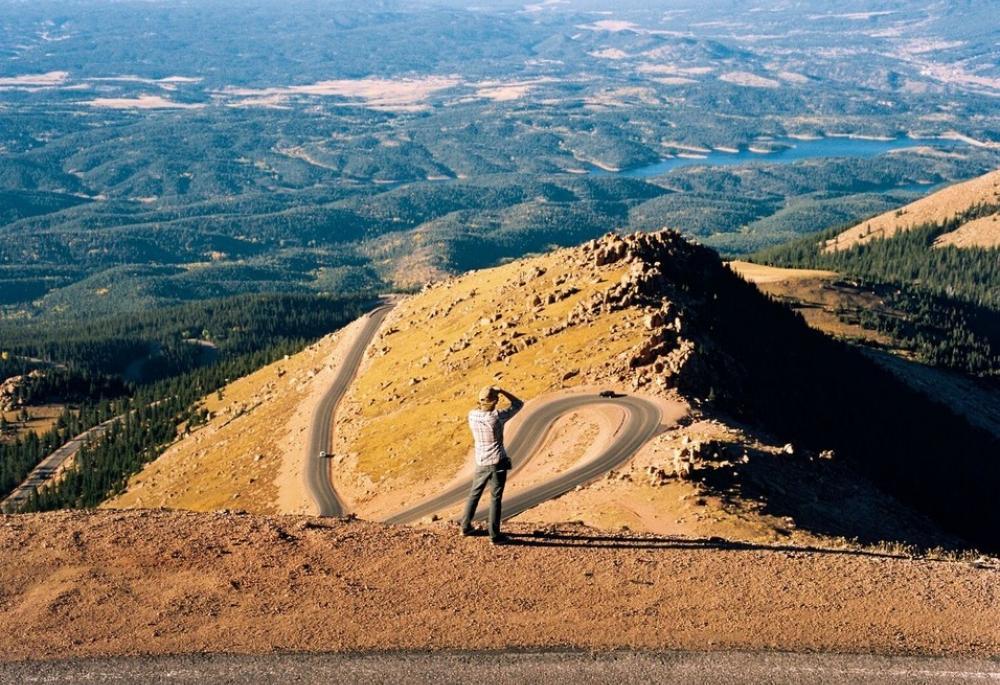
[501,530,931,561]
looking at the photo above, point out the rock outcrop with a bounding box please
[0,370,44,411]
[555,230,730,396]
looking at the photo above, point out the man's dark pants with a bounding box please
[460,463,508,539]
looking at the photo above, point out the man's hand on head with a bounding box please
[494,388,524,418]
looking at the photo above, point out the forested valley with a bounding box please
[1,293,372,508]
[752,208,999,378]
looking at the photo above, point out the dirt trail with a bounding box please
[1,511,996,662]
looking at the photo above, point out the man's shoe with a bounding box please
[490,534,512,545]
[460,526,476,537]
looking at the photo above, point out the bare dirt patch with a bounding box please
[473,79,554,102]
[0,71,69,90]
[221,76,460,111]
[718,72,781,88]
[585,86,661,108]
[86,95,204,109]
[0,510,996,662]
[578,20,642,32]
[637,64,713,76]
[589,48,630,60]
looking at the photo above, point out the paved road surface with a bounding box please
[305,304,394,516]
[0,415,119,513]
[386,394,663,524]
[2,651,996,684]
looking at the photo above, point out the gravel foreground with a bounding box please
[0,511,997,662]
[2,651,999,685]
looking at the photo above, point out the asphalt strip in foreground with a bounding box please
[2,650,998,685]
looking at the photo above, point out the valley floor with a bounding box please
[1,510,996,663]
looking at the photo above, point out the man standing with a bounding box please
[460,385,523,544]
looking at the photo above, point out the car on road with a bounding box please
[318,450,328,459]
[599,390,618,398]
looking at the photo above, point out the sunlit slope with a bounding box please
[333,237,673,515]
[105,321,368,515]
[104,230,996,551]
[823,169,1000,251]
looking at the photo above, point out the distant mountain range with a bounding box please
[1,0,999,320]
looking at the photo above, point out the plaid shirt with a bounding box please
[468,400,522,467]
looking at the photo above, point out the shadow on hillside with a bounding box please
[640,236,1000,552]
[505,530,923,561]
[684,438,962,551]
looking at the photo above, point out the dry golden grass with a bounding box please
[333,250,642,515]
[87,95,204,109]
[105,327,357,514]
[933,212,1000,248]
[0,405,64,443]
[727,261,837,284]
[823,168,1000,252]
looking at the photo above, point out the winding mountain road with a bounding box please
[305,303,394,516]
[386,394,665,525]
[306,304,671,523]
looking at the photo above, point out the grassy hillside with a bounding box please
[823,169,1000,251]
[109,231,999,551]
[750,173,999,377]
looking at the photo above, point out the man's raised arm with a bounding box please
[496,388,523,421]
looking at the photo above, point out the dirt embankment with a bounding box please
[0,511,997,663]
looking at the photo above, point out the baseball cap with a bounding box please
[478,385,499,410]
